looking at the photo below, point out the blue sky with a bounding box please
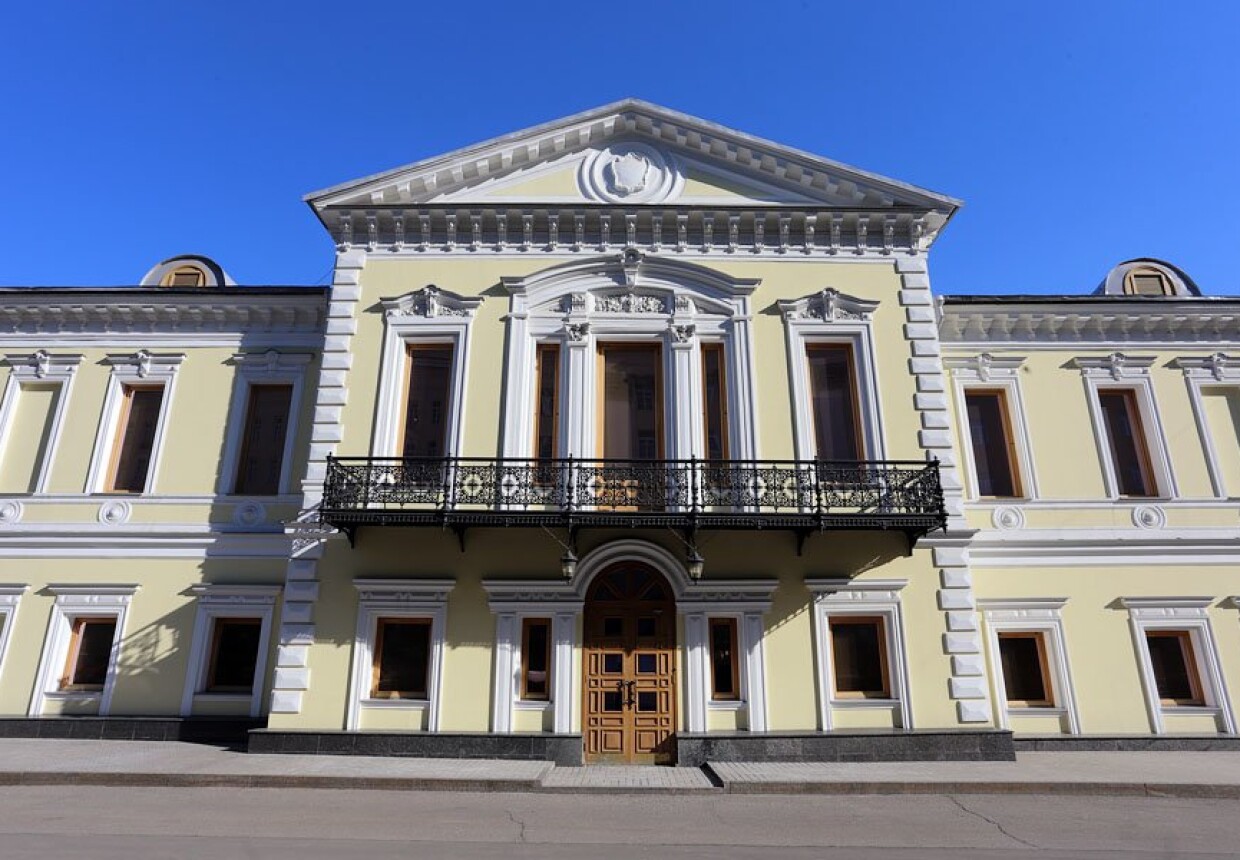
[1,1,1236,295]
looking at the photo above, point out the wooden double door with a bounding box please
[583,563,677,764]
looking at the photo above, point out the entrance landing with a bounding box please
[541,765,714,792]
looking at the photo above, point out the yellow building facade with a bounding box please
[0,101,1235,763]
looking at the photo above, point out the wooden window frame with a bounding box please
[232,383,294,496]
[58,616,117,692]
[1124,269,1172,296]
[160,266,206,288]
[708,617,740,702]
[996,631,1055,707]
[520,617,552,702]
[1098,387,1158,497]
[1146,630,1206,707]
[596,342,665,461]
[964,388,1025,498]
[370,617,432,701]
[397,343,456,459]
[106,384,164,494]
[828,615,890,699]
[532,344,561,461]
[204,617,263,694]
[805,343,865,461]
[700,342,730,462]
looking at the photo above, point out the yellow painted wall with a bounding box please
[1201,387,1240,497]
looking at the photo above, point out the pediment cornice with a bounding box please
[778,288,879,323]
[939,300,1240,346]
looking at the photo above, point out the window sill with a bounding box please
[830,697,899,709]
[360,698,429,709]
[45,690,102,701]
[1160,705,1218,715]
[193,692,253,702]
[514,699,552,711]
[1006,706,1066,716]
[707,699,746,711]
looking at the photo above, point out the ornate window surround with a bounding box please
[346,578,452,731]
[1071,354,1177,500]
[85,351,185,494]
[807,578,911,730]
[945,354,1039,501]
[1174,354,1239,499]
[778,289,887,462]
[29,585,138,716]
[372,286,482,457]
[179,584,282,718]
[216,351,313,497]
[1120,597,1235,735]
[481,582,581,734]
[499,253,761,461]
[978,598,1079,734]
[0,585,27,686]
[0,352,82,494]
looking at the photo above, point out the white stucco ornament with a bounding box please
[581,142,683,204]
[0,501,23,526]
[98,500,132,526]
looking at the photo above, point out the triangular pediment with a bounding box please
[306,99,959,216]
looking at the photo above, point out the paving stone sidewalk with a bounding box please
[0,739,1239,796]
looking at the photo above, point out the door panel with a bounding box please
[583,563,677,764]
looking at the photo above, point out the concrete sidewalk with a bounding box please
[1,739,1239,797]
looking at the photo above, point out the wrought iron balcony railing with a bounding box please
[320,456,946,549]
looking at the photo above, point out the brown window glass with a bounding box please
[709,617,739,700]
[233,384,293,495]
[371,618,431,699]
[701,344,729,462]
[1126,271,1170,296]
[60,617,117,691]
[997,632,1053,706]
[829,616,889,698]
[401,346,454,457]
[533,345,560,460]
[170,269,205,287]
[109,386,164,493]
[965,390,1023,497]
[206,618,262,693]
[1146,631,1204,706]
[807,345,862,461]
[1098,389,1156,497]
[521,618,551,701]
[599,344,663,460]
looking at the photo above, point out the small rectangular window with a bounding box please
[1098,389,1156,497]
[59,617,117,691]
[371,618,431,700]
[401,346,454,457]
[997,632,1054,707]
[521,618,551,701]
[205,618,262,693]
[533,345,560,461]
[701,344,729,462]
[1146,631,1204,706]
[807,345,862,461]
[233,384,293,495]
[829,616,889,698]
[965,389,1023,498]
[109,386,164,493]
[709,617,739,701]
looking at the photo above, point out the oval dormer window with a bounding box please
[161,266,207,288]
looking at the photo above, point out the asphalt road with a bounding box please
[0,786,1231,858]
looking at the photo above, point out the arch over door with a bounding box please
[582,562,677,764]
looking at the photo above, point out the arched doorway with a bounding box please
[583,561,677,764]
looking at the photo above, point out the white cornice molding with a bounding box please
[47,584,139,598]
[1070,353,1156,380]
[1174,353,1239,381]
[778,288,879,323]
[939,303,1240,346]
[353,578,455,604]
[503,250,760,300]
[2,351,82,381]
[806,578,908,595]
[230,350,314,372]
[381,285,483,320]
[942,353,1025,381]
[0,293,326,340]
[1120,596,1213,613]
[328,208,931,258]
[188,584,282,605]
[977,597,1069,613]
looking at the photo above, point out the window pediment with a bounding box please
[381,285,483,320]
[779,288,879,323]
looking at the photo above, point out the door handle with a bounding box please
[624,679,636,708]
